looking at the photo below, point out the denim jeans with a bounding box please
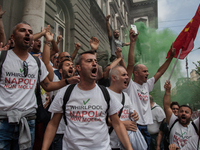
[0,119,35,150]
[137,125,151,150]
[50,134,63,150]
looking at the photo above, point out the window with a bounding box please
[102,0,107,16]
[54,4,65,52]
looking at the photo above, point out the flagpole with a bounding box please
[168,49,182,81]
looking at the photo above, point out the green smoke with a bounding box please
[122,22,185,107]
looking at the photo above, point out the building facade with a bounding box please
[1,0,157,67]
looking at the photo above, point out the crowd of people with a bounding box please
[0,5,199,150]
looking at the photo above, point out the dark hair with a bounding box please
[75,50,95,66]
[170,102,180,109]
[58,58,72,70]
[179,104,193,114]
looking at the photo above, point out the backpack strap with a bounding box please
[62,84,76,125]
[169,118,179,136]
[98,85,110,124]
[62,84,110,126]
[0,50,8,81]
[109,92,125,134]
[192,121,198,135]
[32,56,42,107]
[32,56,41,76]
[151,105,158,110]
[98,84,110,113]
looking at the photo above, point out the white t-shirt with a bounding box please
[0,50,48,111]
[123,77,155,125]
[147,103,166,134]
[107,89,135,149]
[49,84,122,150]
[181,134,199,150]
[169,113,199,149]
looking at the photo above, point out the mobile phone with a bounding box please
[131,25,138,35]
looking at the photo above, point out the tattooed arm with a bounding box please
[40,76,80,92]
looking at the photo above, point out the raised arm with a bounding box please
[0,5,6,45]
[163,80,173,124]
[126,29,138,83]
[106,15,112,39]
[154,44,175,83]
[90,37,99,58]
[71,42,81,61]
[103,48,122,79]
[124,42,130,46]
[33,26,49,41]
[42,26,55,81]
[116,47,126,69]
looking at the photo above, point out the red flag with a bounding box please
[166,4,200,59]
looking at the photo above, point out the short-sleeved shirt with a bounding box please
[107,89,134,149]
[123,77,155,125]
[0,50,48,111]
[109,35,124,56]
[169,113,199,149]
[148,103,166,134]
[49,84,122,150]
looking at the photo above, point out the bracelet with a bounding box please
[94,50,97,53]
[45,41,51,47]
[65,78,69,85]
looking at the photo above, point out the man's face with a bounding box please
[76,53,97,81]
[58,52,71,62]
[113,30,120,39]
[51,53,59,67]
[137,64,149,84]
[178,107,192,126]
[12,23,33,50]
[172,105,179,116]
[115,67,129,90]
[59,60,74,79]
[32,39,41,53]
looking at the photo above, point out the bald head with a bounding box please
[58,52,71,62]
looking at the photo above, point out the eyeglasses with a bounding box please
[23,61,28,77]
[54,56,58,59]
[61,55,72,59]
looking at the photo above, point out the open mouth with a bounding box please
[37,44,41,48]
[124,81,127,85]
[24,37,30,44]
[68,69,73,74]
[91,68,97,77]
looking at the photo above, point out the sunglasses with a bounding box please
[61,55,72,59]
[54,56,58,59]
[23,61,28,77]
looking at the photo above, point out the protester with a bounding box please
[106,15,130,62]
[42,50,133,150]
[124,29,175,149]
[98,47,126,87]
[0,22,79,150]
[108,65,147,150]
[148,95,165,150]
[163,80,199,149]
[156,102,180,150]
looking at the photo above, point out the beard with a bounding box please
[178,115,191,126]
[62,69,71,79]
